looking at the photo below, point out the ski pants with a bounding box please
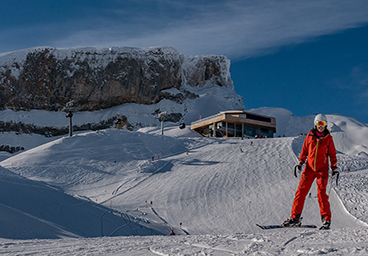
[291,165,331,221]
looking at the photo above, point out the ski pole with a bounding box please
[331,170,339,186]
[336,172,340,186]
[328,175,333,195]
[328,170,339,195]
[294,164,302,177]
[294,165,298,177]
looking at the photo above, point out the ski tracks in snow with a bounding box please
[2,228,368,255]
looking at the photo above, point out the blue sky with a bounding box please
[1,0,368,123]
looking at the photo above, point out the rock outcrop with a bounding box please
[0,46,233,111]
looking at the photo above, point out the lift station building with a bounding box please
[190,111,276,138]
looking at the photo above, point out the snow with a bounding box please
[182,54,233,89]
[0,46,180,67]
[0,106,368,254]
[0,46,235,92]
[1,230,368,255]
[0,84,244,130]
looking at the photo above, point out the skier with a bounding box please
[282,114,339,230]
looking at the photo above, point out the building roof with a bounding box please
[191,110,276,132]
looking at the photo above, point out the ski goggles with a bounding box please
[315,120,327,127]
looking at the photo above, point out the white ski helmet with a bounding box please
[314,114,327,127]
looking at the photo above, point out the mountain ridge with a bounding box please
[0,46,235,112]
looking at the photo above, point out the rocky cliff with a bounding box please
[0,46,234,111]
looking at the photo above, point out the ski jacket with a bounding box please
[299,129,337,173]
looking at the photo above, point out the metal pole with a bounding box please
[161,120,164,135]
[226,121,228,137]
[66,111,74,137]
[69,116,73,137]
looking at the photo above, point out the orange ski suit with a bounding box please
[291,129,337,222]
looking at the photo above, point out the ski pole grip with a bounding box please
[294,165,298,177]
[294,163,302,177]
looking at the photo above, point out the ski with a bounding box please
[256,224,317,230]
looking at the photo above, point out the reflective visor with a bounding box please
[315,120,327,127]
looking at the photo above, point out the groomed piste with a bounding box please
[1,109,368,255]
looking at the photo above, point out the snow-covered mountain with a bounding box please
[0,46,245,143]
[0,46,238,112]
[0,108,368,255]
[0,83,244,156]
[1,46,368,255]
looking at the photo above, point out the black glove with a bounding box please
[331,169,340,186]
[294,162,303,177]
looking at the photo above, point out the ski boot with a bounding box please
[282,216,302,227]
[319,221,331,230]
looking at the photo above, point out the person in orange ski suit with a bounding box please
[283,114,338,230]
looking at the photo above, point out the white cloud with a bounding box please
[49,0,368,59]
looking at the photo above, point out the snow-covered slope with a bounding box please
[0,84,244,128]
[0,81,244,162]
[0,163,164,240]
[249,107,368,157]
[1,228,368,255]
[1,109,368,255]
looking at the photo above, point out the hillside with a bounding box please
[0,110,368,254]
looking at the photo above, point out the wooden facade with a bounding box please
[190,111,276,138]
